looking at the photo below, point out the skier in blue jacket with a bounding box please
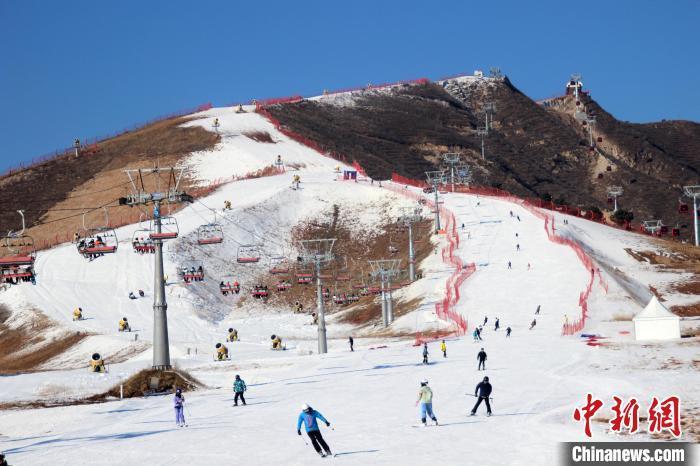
[173,388,186,427]
[296,403,332,457]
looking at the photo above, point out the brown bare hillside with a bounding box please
[266,76,700,238]
[0,304,88,374]
[0,116,219,247]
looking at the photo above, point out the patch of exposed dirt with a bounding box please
[104,368,202,398]
[244,202,433,325]
[243,130,276,143]
[671,303,700,317]
[0,305,89,375]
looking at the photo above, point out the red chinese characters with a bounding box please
[648,396,681,438]
[574,394,682,438]
[573,393,604,438]
[609,396,640,434]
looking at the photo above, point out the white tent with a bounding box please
[633,296,681,341]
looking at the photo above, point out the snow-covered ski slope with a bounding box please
[1,104,698,465]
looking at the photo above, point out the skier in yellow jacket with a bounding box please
[440,340,447,358]
[415,379,438,426]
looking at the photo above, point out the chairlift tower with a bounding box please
[607,186,623,212]
[642,220,662,236]
[570,73,583,100]
[683,185,700,246]
[119,166,192,370]
[483,102,496,132]
[299,239,336,354]
[425,170,447,232]
[586,116,597,147]
[442,153,462,192]
[369,259,401,327]
[476,127,488,160]
[398,207,422,281]
[73,138,81,158]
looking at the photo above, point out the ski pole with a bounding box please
[299,433,309,446]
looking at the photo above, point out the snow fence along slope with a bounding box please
[383,183,472,343]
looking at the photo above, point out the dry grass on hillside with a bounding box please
[0,305,88,374]
[0,116,219,249]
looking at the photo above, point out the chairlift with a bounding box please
[251,284,269,300]
[678,201,689,214]
[1,210,36,284]
[295,265,314,284]
[77,208,118,259]
[276,279,292,292]
[237,244,261,264]
[149,216,179,241]
[219,276,240,295]
[197,213,224,245]
[179,261,204,283]
[132,214,154,254]
[269,256,290,274]
[335,257,351,281]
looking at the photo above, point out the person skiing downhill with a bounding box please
[529,319,537,330]
[506,326,512,337]
[470,376,493,416]
[494,318,500,331]
[233,375,246,406]
[535,304,541,315]
[477,348,487,370]
[297,404,332,457]
[348,336,354,352]
[174,388,186,427]
[440,340,447,358]
[416,379,438,426]
[422,343,429,364]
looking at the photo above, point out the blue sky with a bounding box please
[1,0,698,172]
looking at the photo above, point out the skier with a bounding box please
[535,304,541,315]
[470,376,493,416]
[507,261,512,270]
[476,327,483,341]
[477,348,487,371]
[348,336,354,352]
[516,244,520,251]
[529,318,537,330]
[138,289,145,297]
[297,404,332,457]
[0,452,7,466]
[440,340,447,358]
[128,292,136,300]
[506,326,512,337]
[233,374,247,406]
[174,388,186,427]
[422,343,429,364]
[472,328,479,342]
[494,318,500,331]
[509,210,513,217]
[517,215,521,221]
[416,379,438,426]
[483,316,488,326]
[73,307,83,321]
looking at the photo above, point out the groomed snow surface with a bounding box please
[1,106,698,465]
